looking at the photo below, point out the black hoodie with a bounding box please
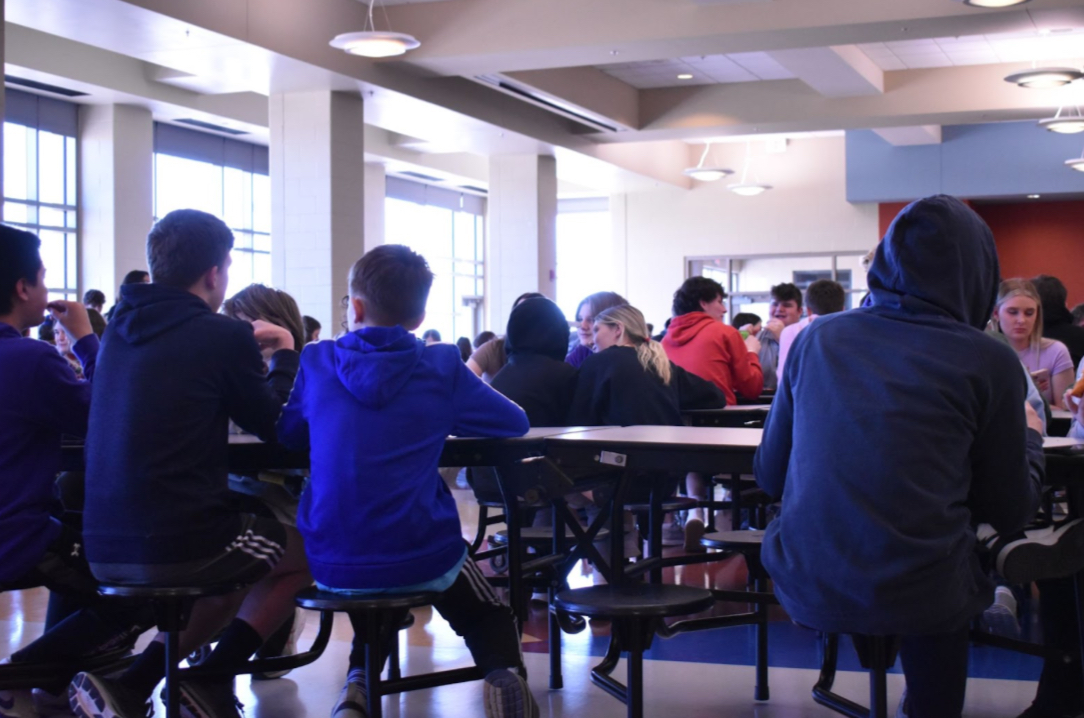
[83,283,299,565]
[490,298,579,426]
[756,195,1043,636]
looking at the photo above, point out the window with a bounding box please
[153,123,270,298]
[556,198,611,322]
[3,90,79,302]
[687,252,869,322]
[384,178,485,343]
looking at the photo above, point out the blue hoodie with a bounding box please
[83,283,298,565]
[755,195,1043,636]
[277,325,529,589]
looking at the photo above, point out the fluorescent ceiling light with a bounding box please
[677,74,694,80]
[728,183,772,196]
[683,143,733,182]
[958,0,1031,7]
[1004,67,1083,89]
[331,1,420,58]
[1028,194,1041,199]
[1039,107,1084,134]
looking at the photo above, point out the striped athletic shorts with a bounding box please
[89,514,287,587]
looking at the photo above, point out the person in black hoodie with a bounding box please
[1033,274,1084,369]
[70,210,310,718]
[756,196,1044,718]
[569,303,726,428]
[490,297,578,426]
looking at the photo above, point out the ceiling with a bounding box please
[7,0,1084,191]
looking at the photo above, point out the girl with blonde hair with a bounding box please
[994,278,1074,408]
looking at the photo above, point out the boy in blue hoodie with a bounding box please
[277,244,538,718]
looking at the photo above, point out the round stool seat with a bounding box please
[625,496,698,514]
[489,526,610,546]
[99,583,246,599]
[295,586,437,612]
[554,584,714,619]
[701,529,764,551]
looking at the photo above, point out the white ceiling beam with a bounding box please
[767,45,882,97]
[873,125,942,146]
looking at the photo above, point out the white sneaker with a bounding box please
[483,669,539,718]
[331,669,368,718]
[996,519,1084,584]
[982,586,1021,639]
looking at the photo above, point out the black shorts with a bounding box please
[0,523,98,596]
[90,514,287,588]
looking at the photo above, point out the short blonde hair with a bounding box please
[594,305,672,385]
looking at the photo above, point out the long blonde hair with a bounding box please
[594,305,672,385]
[995,278,1044,352]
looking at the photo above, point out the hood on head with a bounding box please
[505,297,570,361]
[109,283,211,345]
[334,325,424,409]
[869,195,999,329]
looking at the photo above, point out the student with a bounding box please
[757,282,802,391]
[70,210,310,718]
[565,291,628,368]
[422,328,442,345]
[466,293,545,382]
[82,289,106,314]
[730,312,762,336]
[103,270,149,321]
[491,297,578,426]
[456,336,473,362]
[1072,303,1084,328]
[570,304,726,428]
[776,279,845,377]
[224,284,307,361]
[0,226,152,716]
[53,324,86,380]
[302,315,322,344]
[277,244,538,718]
[1032,275,1084,369]
[994,279,1074,408]
[756,196,1043,718]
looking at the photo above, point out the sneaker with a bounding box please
[683,518,707,553]
[32,687,74,717]
[483,668,539,718]
[176,677,243,718]
[68,672,151,718]
[982,586,1021,639]
[253,608,307,680]
[661,520,685,547]
[996,519,1084,584]
[331,669,368,718]
[0,689,35,718]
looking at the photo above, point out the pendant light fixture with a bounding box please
[1066,148,1084,172]
[727,141,772,196]
[1004,67,1083,89]
[683,143,734,182]
[1039,106,1084,134]
[330,0,420,58]
[955,0,1031,7]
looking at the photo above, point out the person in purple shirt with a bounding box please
[0,226,147,714]
[566,291,627,368]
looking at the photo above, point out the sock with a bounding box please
[120,640,167,699]
[192,619,264,678]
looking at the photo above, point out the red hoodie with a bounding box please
[661,312,763,404]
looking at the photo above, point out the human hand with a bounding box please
[1024,401,1044,434]
[47,300,93,341]
[1064,392,1084,426]
[764,319,784,341]
[251,319,296,359]
[744,334,762,354]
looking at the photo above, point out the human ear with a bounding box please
[350,297,366,327]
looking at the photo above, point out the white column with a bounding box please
[79,104,154,304]
[486,154,557,334]
[270,90,366,332]
[363,162,385,253]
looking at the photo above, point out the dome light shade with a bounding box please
[330,31,420,58]
[1066,157,1084,172]
[728,183,772,197]
[683,167,733,182]
[959,0,1031,7]
[1039,107,1084,134]
[1004,68,1083,89]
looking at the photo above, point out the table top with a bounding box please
[547,425,763,449]
[1043,436,1084,450]
[1051,408,1073,421]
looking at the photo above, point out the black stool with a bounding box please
[295,587,484,718]
[700,530,773,701]
[812,633,900,718]
[98,582,245,718]
[626,496,699,567]
[553,584,714,718]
